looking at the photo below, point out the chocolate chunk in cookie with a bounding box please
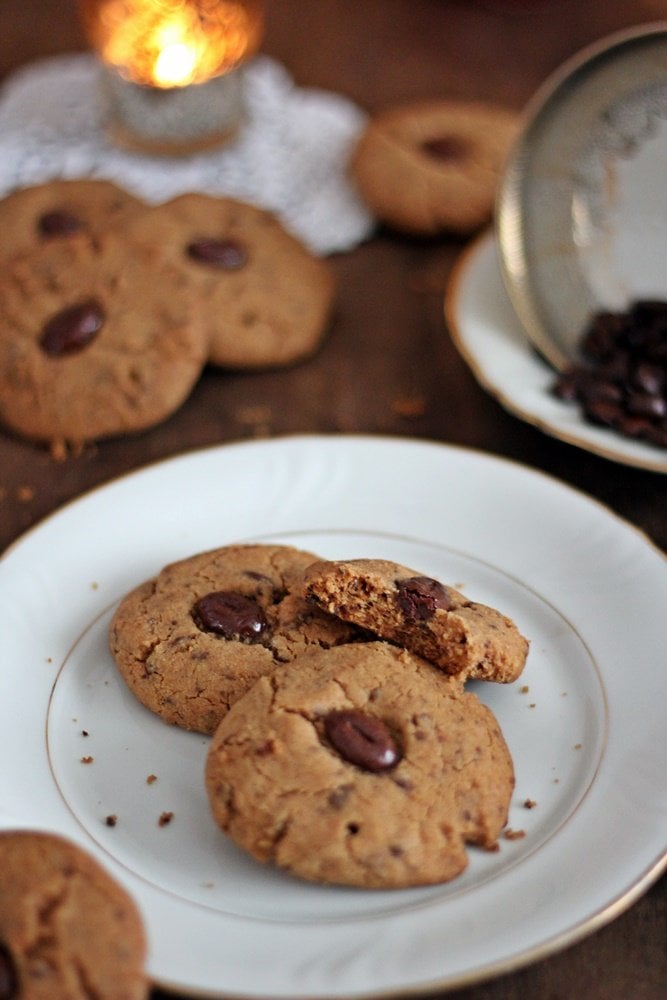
[205,641,514,888]
[303,558,529,683]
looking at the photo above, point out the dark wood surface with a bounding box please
[1,2,665,998]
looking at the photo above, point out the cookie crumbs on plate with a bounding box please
[574,743,583,750]
[105,814,118,827]
[523,799,537,809]
[81,730,89,737]
[80,756,94,764]
[146,774,158,785]
[519,685,529,694]
[504,828,526,841]
[158,811,174,827]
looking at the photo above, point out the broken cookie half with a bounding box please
[303,557,529,683]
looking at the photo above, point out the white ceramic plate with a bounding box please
[1,434,666,998]
[446,230,667,474]
[496,22,667,371]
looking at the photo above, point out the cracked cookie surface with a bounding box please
[303,557,529,683]
[0,830,147,1000]
[205,641,514,888]
[109,544,361,735]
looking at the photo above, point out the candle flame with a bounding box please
[87,0,262,88]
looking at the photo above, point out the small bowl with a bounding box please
[495,22,667,371]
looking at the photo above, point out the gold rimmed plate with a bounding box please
[446,230,667,473]
[1,435,666,997]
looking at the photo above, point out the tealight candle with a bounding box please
[78,0,264,154]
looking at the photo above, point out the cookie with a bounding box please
[0,231,207,447]
[109,543,362,735]
[205,641,514,888]
[0,179,143,266]
[0,829,147,999]
[121,193,336,369]
[350,100,520,235]
[303,558,528,683]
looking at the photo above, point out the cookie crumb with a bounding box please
[158,811,174,827]
[105,814,117,827]
[81,730,89,737]
[519,685,529,694]
[391,395,427,419]
[504,828,526,841]
[80,756,94,764]
[146,774,158,785]
[574,743,583,750]
[523,799,537,809]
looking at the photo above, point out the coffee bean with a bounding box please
[324,709,401,772]
[38,209,84,238]
[39,299,105,356]
[551,300,667,451]
[192,591,268,641]
[422,135,469,162]
[186,238,247,269]
[0,943,18,1000]
[395,576,452,621]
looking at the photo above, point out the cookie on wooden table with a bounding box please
[0,179,144,266]
[303,557,529,683]
[121,193,336,370]
[350,100,520,235]
[0,232,207,448]
[0,829,148,1000]
[205,641,514,888]
[109,543,363,735]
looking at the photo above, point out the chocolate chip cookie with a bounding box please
[303,558,529,683]
[205,641,514,888]
[109,544,362,735]
[0,830,147,999]
[0,231,207,448]
[0,179,143,266]
[121,193,336,370]
[350,100,519,235]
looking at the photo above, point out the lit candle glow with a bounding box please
[84,0,263,88]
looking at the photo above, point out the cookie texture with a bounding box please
[109,544,361,735]
[0,830,147,1000]
[303,558,529,683]
[0,232,207,447]
[0,179,144,267]
[350,100,519,235]
[122,193,336,369]
[205,641,514,888]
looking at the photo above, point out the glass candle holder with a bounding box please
[78,0,265,154]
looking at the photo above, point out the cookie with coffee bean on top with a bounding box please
[303,557,529,683]
[121,192,336,370]
[109,543,364,735]
[205,641,515,888]
[350,99,520,235]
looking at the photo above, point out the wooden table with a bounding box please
[1,2,665,998]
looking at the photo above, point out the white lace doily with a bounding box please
[0,53,375,255]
